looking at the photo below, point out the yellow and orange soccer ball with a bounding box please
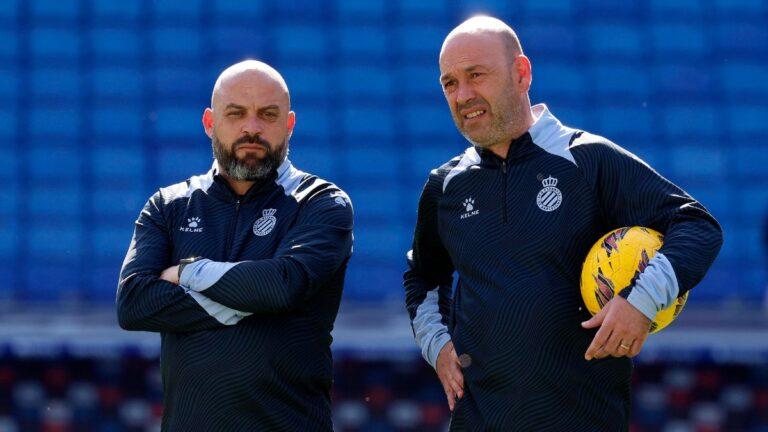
[580,227,688,334]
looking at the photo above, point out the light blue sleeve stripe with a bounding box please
[412,289,452,369]
[180,259,240,293]
[626,253,680,321]
[187,291,251,325]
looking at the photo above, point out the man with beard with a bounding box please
[404,16,722,431]
[117,60,353,431]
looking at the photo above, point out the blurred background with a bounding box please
[1,0,767,431]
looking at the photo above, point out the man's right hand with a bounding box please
[436,340,464,411]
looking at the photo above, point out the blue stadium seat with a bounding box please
[88,264,125,301]
[685,185,730,218]
[28,148,81,181]
[395,25,444,58]
[524,0,574,17]
[25,263,81,301]
[92,149,145,182]
[533,62,587,99]
[152,67,205,98]
[721,63,768,96]
[91,29,141,60]
[29,186,83,218]
[737,185,768,220]
[156,148,212,186]
[0,69,18,99]
[154,107,202,140]
[0,0,19,21]
[651,23,706,57]
[31,0,79,21]
[0,219,17,260]
[275,25,330,60]
[712,0,767,15]
[352,222,410,261]
[338,27,388,62]
[344,147,399,180]
[398,0,448,19]
[292,105,332,140]
[344,261,405,301]
[213,0,264,18]
[31,67,79,99]
[0,29,17,59]
[153,28,201,59]
[734,145,768,178]
[92,107,143,138]
[662,105,718,138]
[397,65,441,98]
[93,68,143,99]
[586,23,642,58]
[92,186,148,220]
[0,188,18,219]
[93,226,134,260]
[344,185,401,220]
[729,106,768,136]
[31,28,79,59]
[28,224,83,260]
[596,106,653,141]
[653,65,713,99]
[519,24,577,58]
[408,146,465,181]
[289,144,337,180]
[209,26,265,57]
[91,0,142,21]
[336,0,386,20]
[592,65,650,100]
[153,0,202,20]
[649,0,703,18]
[583,0,641,17]
[0,149,18,182]
[550,105,587,128]
[340,66,392,98]
[0,109,15,140]
[715,23,768,55]
[403,104,454,137]
[670,147,726,180]
[343,107,394,138]
[281,67,330,100]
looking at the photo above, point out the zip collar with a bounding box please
[206,158,289,203]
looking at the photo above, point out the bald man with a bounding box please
[404,17,722,430]
[117,60,353,431]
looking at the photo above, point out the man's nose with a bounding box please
[456,83,476,106]
[241,114,264,136]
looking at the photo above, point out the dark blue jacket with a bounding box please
[117,159,353,431]
[405,105,722,431]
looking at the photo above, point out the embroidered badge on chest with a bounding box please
[536,176,562,212]
[253,208,277,236]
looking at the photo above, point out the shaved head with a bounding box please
[211,60,290,110]
[440,16,523,64]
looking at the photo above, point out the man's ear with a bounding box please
[513,55,532,92]
[202,108,214,138]
[286,111,296,138]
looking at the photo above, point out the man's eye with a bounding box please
[227,112,243,117]
[443,81,455,89]
[264,112,278,118]
[470,72,483,79]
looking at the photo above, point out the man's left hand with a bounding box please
[160,265,180,285]
[582,296,651,360]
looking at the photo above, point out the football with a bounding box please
[580,227,688,333]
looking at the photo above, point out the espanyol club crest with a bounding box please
[536,176,562,212]
[253,208,277,236]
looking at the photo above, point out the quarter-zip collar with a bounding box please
[205,158,289,203]
[474,103,561,167]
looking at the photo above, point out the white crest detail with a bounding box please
[460,197,479,219]
[253,209,277,236]
[536,176,562,212]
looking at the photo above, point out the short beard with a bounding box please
[212,133,287,181]
[457,77,527,149]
